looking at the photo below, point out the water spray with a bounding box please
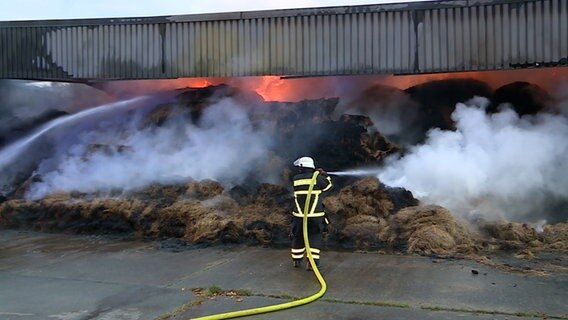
[327,168,383,177]
[0,96,149,171]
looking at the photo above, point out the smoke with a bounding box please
[334,84,421,144]
[0,80,111,116]
[27,98,273,199]
[378,97,568,223]
[0,80,111,145]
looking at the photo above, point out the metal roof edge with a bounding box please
[0,0,540,27]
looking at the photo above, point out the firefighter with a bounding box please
[290,156,332,270]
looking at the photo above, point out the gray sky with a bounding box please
[0,0,428,21]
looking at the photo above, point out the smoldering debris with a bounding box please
[389,205,478,256]
[1,177,566,259]
[0,78,567,261]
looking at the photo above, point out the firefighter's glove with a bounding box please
[317,168,328,176]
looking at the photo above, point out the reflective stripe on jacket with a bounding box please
[292,171,332,218]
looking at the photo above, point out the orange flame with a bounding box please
[181,78,213,88]
[252,76,287,101]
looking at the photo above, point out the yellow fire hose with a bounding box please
[192,171,326,320]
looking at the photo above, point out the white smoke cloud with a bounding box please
[0,80,112,149]
[0,80,110,117]
[334,85,421,144]
[27,98,273,199]
[379,97,568,223]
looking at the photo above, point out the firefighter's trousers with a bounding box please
[290,216,325,262]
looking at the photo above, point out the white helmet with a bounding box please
[293,156,315,169]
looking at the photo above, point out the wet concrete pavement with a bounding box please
[0,230,567,320]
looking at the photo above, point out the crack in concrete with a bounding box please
[165,257,234,288]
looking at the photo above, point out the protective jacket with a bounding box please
[292,171,332,218]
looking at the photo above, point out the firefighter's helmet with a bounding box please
[293,156,315,169]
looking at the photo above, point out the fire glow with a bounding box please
[108,67,568,103]
[2,65,568,225]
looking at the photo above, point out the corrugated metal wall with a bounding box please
[0,0,566,81]
[163,11,415,78]
[417,0,568,72]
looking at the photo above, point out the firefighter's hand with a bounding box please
[326,223,334,234]
[317,168,327,176]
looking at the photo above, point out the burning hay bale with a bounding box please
[138,103,181,128]
[340,215,386,249]
[474,220,568,260]
[302,115,397,170]
[0,179,292,246]
[174,84,242,121]
[0,196,151,235]
[185,179,224,200]
[246,93,399,171]
[335,84,422,145]
[481,221,538,243]
[405,78,493,132]
[491,81,556,115]
[324,177,398,219]
[128,183,188,207]
[479,220,541,250]
[262,98,337,125]
[0,177,416,251]
[156,200,240,243]
[139,84,262,129]
[323,177,418,249]
[230,184,291,246]
[388,205,478,256]
[542,223,568,250]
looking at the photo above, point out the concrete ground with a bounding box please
[0,229,566,320]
